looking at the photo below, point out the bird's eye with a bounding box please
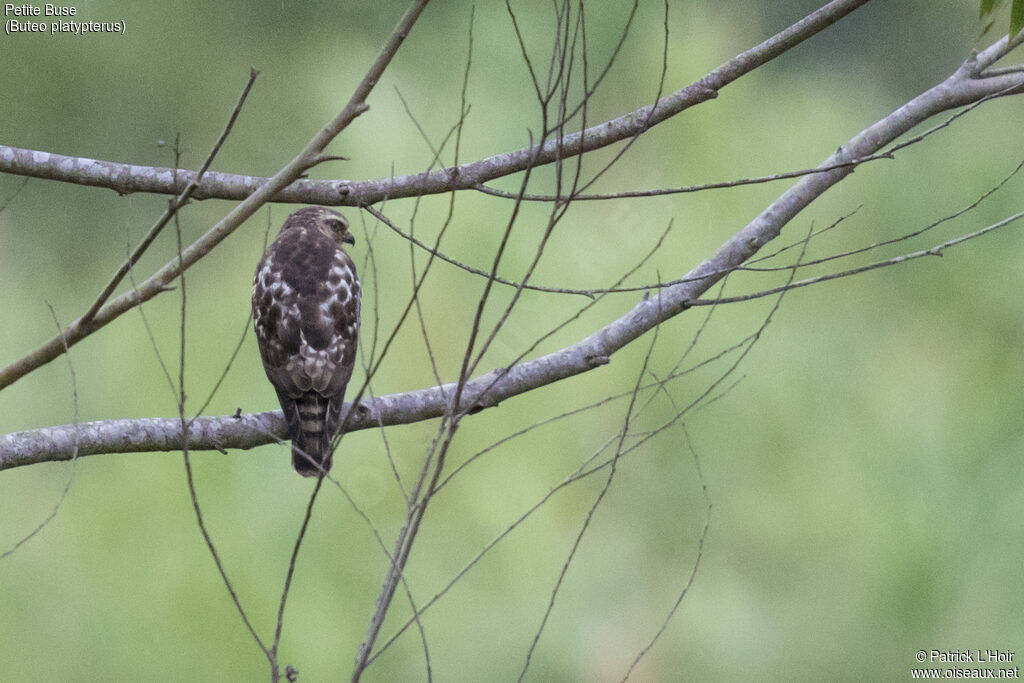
[330,218,348,234]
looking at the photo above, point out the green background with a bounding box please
[1,1,1022,680]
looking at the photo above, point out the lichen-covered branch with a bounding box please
[0,350,612,469]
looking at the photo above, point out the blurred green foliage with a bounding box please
[1,1,1022,680]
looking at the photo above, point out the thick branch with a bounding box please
[0,0,870,206]
[0,351,608,469]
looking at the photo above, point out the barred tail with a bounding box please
[290,393,335,477]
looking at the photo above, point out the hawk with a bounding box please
[252,206,360,477]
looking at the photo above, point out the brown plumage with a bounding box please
[252,207,360,477]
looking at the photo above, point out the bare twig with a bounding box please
[80,69,259,325]
[0,305,79,560]
[690,208,1024,306]
[176,204,271,667]
[182,431,271,659]
[520,299,662,680]
[270,478,325,682]
[619,424,710,682]
[0,176,30,213]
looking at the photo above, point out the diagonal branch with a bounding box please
[81,70,260,325]
[0,0,432,393]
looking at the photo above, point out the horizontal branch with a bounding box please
[0,146,351,204]
[0,350,614,469]
[1,412,285,469]
[0,0,871,206]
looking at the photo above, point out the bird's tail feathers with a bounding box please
[291,394,335,477]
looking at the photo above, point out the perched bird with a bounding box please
[252,207,360,477]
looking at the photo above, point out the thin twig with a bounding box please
[177,213,271,668]
[519,295,662,680]
[691,208,1024,306]
[619,424,710,682]
[270,477,325,682]
[0,176,30,213]
[81,70,259,325]
[0,305,79,560]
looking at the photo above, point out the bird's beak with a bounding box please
[343,234,355,246]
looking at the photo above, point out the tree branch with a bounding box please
[0,0,870,207]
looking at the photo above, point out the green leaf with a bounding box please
[980,0,1003,19]
[1012,0,1024,36]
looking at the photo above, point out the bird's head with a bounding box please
[281,206,355,247]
